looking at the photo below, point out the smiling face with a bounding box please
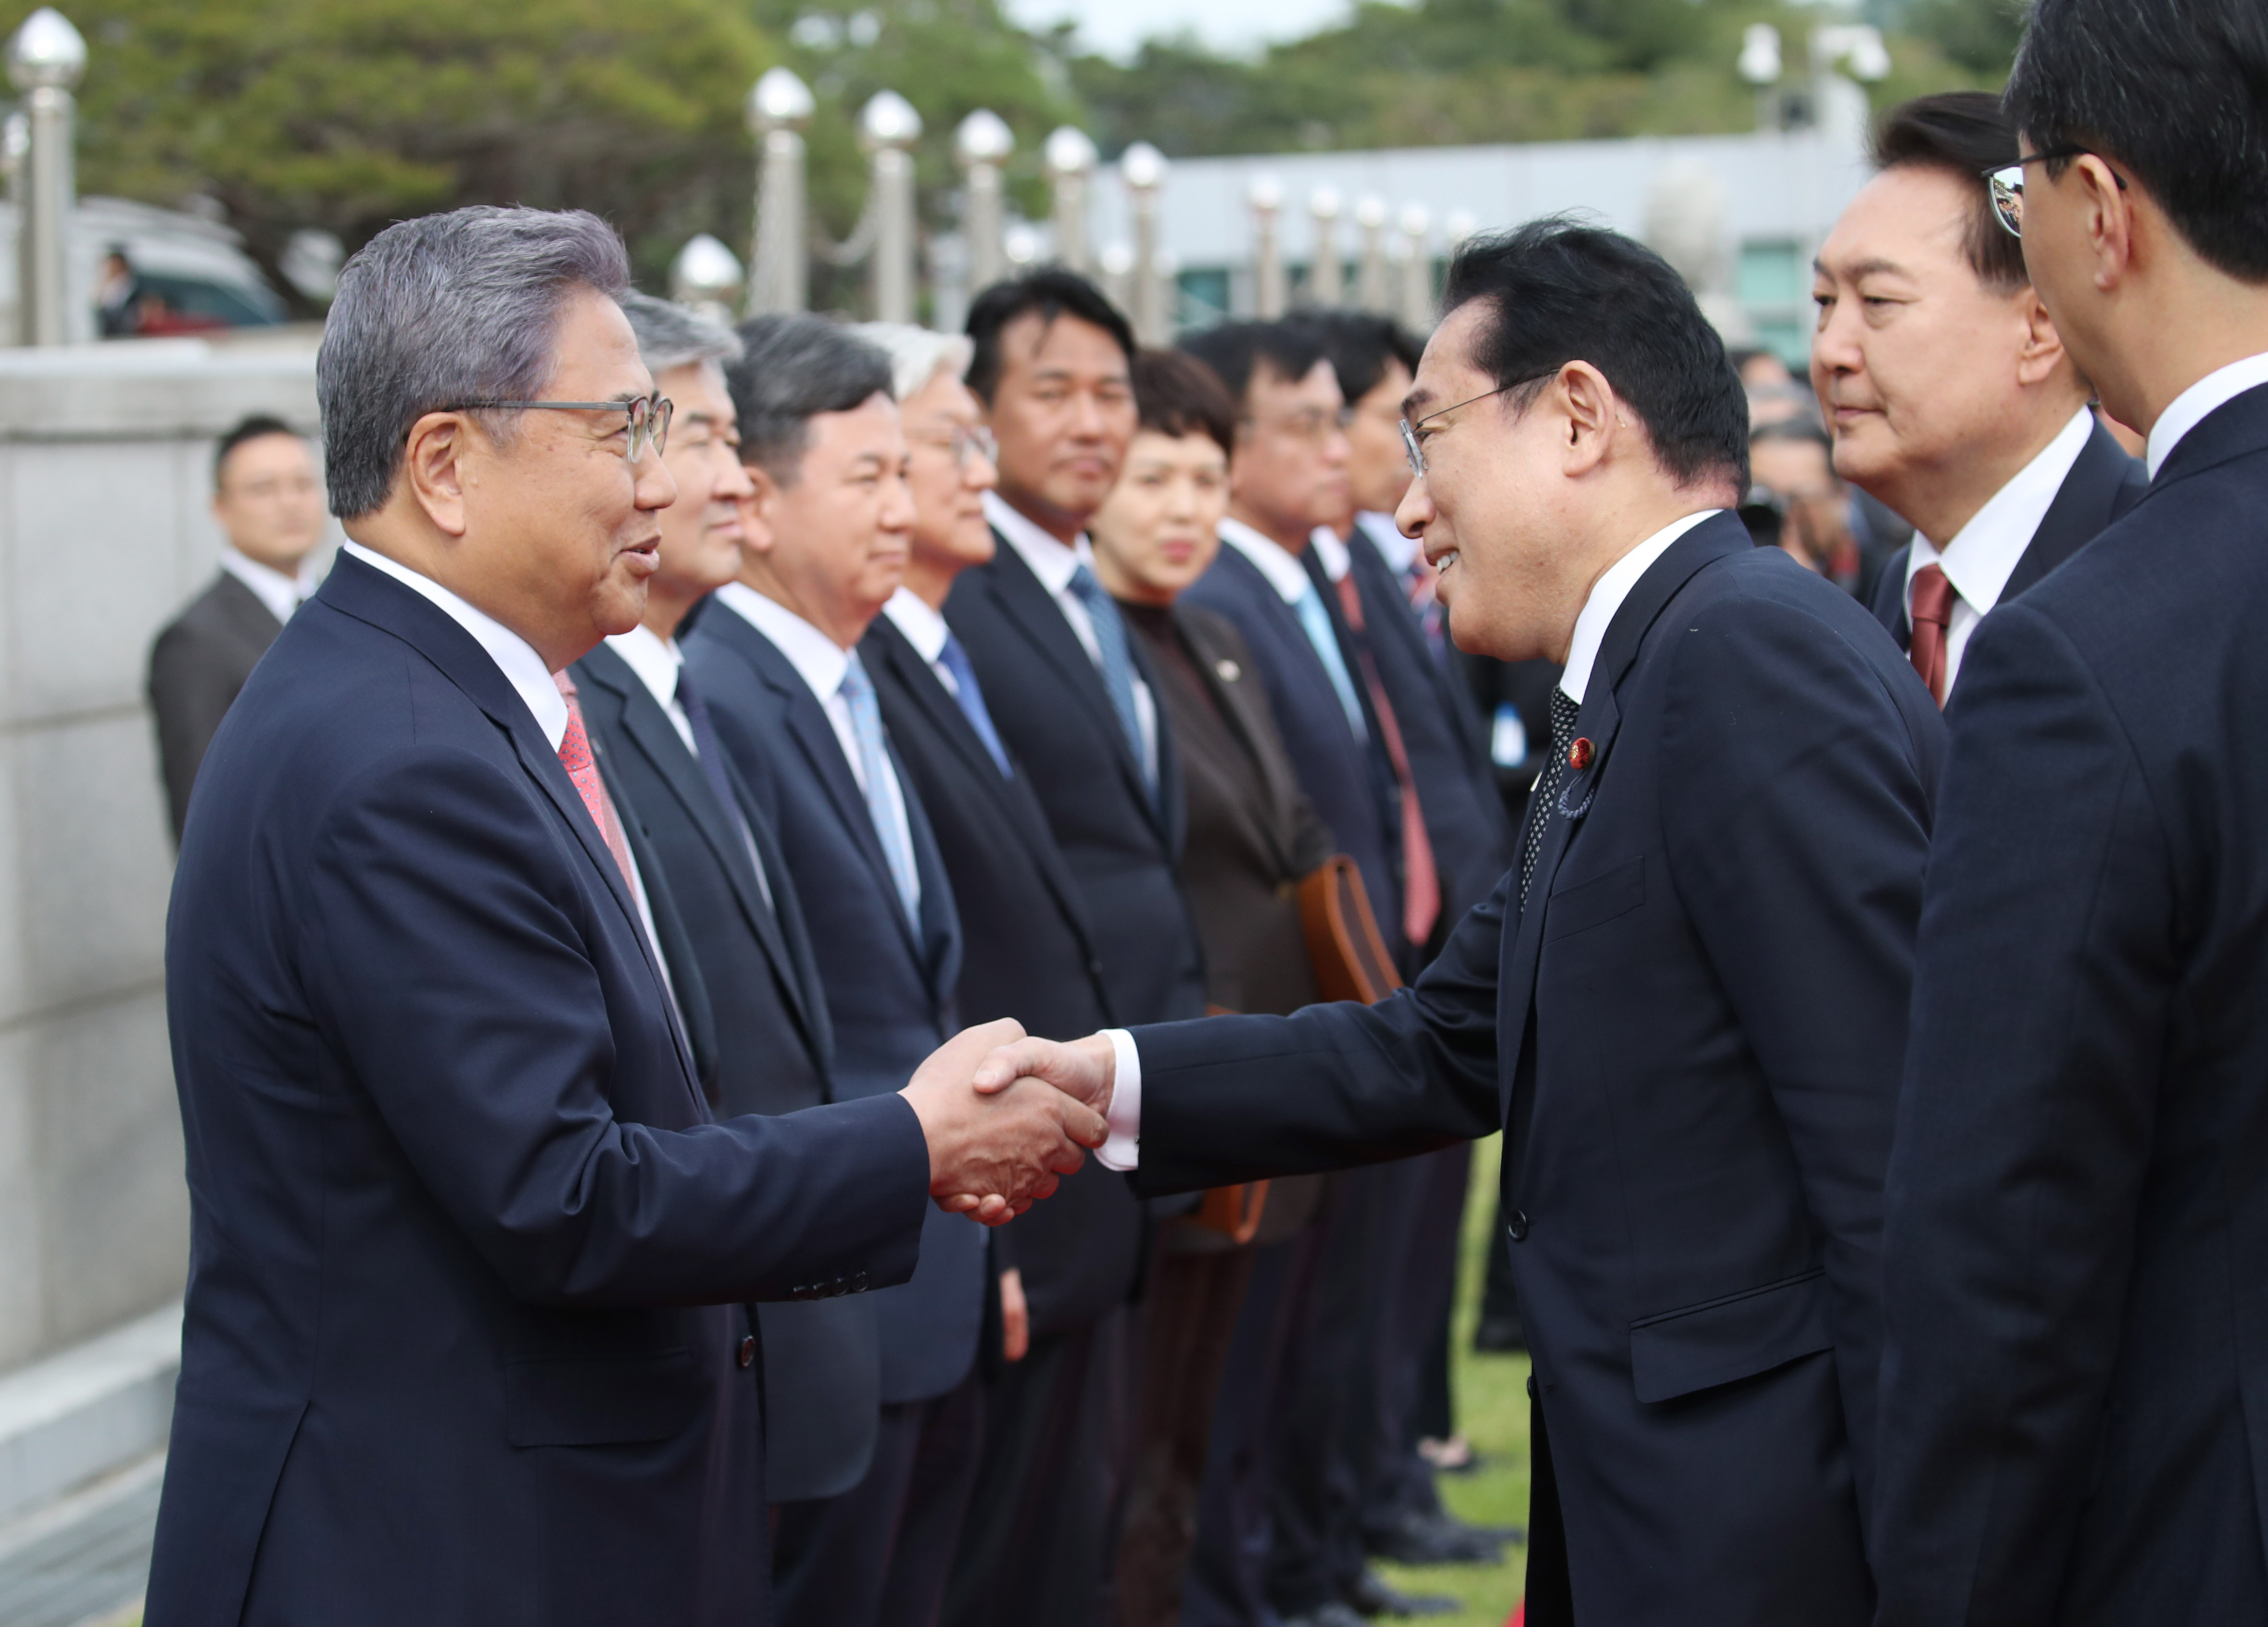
[1811,165,2083,543]
[1089,429,1229,606]
[644,358,752,637]
[740,391,914,649]
[982,311,1137,539]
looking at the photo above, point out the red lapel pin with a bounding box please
[1568,738,1594,771]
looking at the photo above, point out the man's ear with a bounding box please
[1557,360,1619,478]
[402,412,472,539]
[738,463,783,558]
[2015,286,2071,387]
[2072,153,2135,295]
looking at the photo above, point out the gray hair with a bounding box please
[620,289,744,375]
[729,314,895,486]
[317,206,630,519]
[854,323,974,408]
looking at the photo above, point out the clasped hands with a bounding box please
[898,1021,1119,1227]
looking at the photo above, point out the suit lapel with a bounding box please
[2005,422,2145,601]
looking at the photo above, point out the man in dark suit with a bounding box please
[941,269,1209,1627]
[977,219,1947,1627]
[681,314,988,1627]
[568,292,883,1511]
[1871,3,2268,1619]
[147,414,325,841]
[146,207,1102,1627]
[1812,92,2147,706]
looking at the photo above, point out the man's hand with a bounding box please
[971,1032,1117,1117]
[902,1020,1108,1226]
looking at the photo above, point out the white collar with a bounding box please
[1909,406,2094,618]
[1558,510,1721,704]
[712,580,851,705]
[1308,526,1353,584]
[2146,351,2268,479]
[1217,515,1316,604]
[340,541,568,750]
[882,586,950,663]
[218,545,315,627]
[603,623,683,713]
[1355,511,1419,573]
[984,490,1095,596]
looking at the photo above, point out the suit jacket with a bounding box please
[1331,532,1514,932]
[148,569,284,842]
[569,640,881,1504]
[1867,419,2149,651]
[1184,540,1405,959]
[1873,384,2268,1623]
[859,612,1140,1337]
[1126,515,1945,1626]
[945,533,1207,1027]
[682,602,987,1406]
[146,553,930,1627]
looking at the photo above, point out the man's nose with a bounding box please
[636,450,680,511]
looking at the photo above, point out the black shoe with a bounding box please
[1345,1569,1461,1618]
[1472,1314,1528,1352]
[1282,1602,1372,1627]
[1417,1435,1488,1476]
[1364,1507,1507,1566]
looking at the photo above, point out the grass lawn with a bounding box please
[1372,1132,1532,1626]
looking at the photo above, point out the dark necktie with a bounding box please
[1519,688,1582,915]
[1907,563,1957,708]
[937,631,1011,776]
[1332,570,1440,948]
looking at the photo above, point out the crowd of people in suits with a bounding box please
[139,0,2268,1622]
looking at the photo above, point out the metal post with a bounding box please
[956,109,1013,293]
[671,234,745,327]
[747,66,814,315]
[1354,195,1390,313]
[1121,141,1170,345]
[861,90,922,324]
[1308,188,1343,309]
[1044,126,1097,274]
[1249,175,1285,320]
[8,8,87,349]
[1397,204,1434,332]
[1098,243,1133,314]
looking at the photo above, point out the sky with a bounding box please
[1004,0,1359,60]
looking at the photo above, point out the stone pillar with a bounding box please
[1044,126,1097,275]
[1398,204,1434,331]
[861,90,923,324]
[1249,176,1286,320]
[1121,141,1170,344]
[1354,195,1389,313]
[7,8,87,350]
[670,234,745,327]
[747,66,814,315]
[956,109,1013,294]
[1307,187,1343,309]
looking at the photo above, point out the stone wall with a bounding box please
[0,337,336,1374]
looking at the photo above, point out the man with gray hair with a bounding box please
[146,208,1105,1627]
[683,313,986,1627]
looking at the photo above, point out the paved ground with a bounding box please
[0,1452,159,1627]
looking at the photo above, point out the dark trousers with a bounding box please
[1524,1381,1572,1627]
[1116,1242,1258,1627]
[1361,1145,1471,1533]
[944,1309,1135,1627]
[1182,1226,1324,1627]
[773,1364,985,1627]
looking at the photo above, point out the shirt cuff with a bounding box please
[1097,1028,1142,1172]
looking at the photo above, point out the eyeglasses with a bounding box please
[1241,405,1355,444]
[1399,375,1551,477]
[1981,149,2127,239]
[909,424,998,470]
[442,394,674,463]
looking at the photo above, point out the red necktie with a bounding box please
[1334,572,1441,949]
[1908,563,1957,708]
[552,670,639,893]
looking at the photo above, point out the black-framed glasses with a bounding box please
[442,394,674,463]
[1399,374,1552,477]
[1982,149,2127,239]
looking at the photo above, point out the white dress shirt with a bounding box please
[985,490,1159,784]
[1903,406,2093,696]
[711,580,919,914]
[1095,505,1724,1172]
[219,545,317,627]
[339,542,673,992]
[882,587,959,695]
[1355,511,1420,575]
[1308,525,1353,584]
[2147,350,2268,479]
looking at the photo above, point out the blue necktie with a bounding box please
[838,652,921,926]
[1292,575,1367,739]
[1065,563,1153,794]
[936,631,1011,777]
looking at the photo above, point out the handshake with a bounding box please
[898,1020,1122,1226]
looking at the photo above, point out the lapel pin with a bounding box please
[1215,659,1241,683]
[1568,737,1594,771]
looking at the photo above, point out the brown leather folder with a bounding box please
[1190,856,1403,1244]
